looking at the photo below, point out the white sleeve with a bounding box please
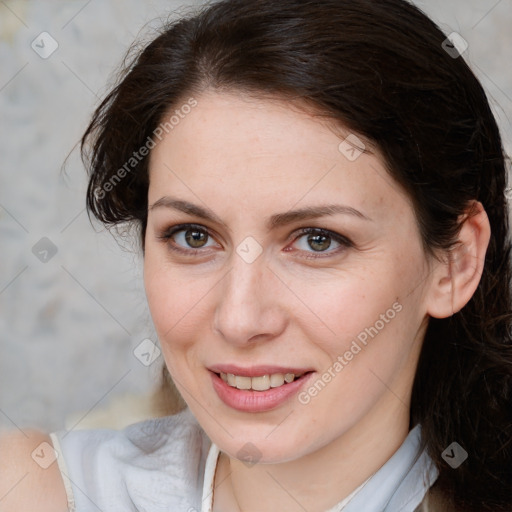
[49,431,76,512]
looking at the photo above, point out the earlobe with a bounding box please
[426,201,491,319]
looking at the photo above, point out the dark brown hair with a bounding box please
[81,0,512,510]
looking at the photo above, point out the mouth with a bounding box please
[208,369,315,412]
[214,371,312,391]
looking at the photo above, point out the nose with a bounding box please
[212,253,288,347]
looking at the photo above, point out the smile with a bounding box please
[219,372,305,391]
[209,369,314,412]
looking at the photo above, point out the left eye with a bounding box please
[291,228,349,256]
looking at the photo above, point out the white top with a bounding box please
[50,407,438,512]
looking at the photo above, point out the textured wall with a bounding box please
[1,0,511,433]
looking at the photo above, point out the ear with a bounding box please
[426,201,491,318]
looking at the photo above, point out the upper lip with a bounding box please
[208,364,314,377]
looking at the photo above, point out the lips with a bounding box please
[208,366,314,413]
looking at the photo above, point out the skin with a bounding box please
[0,430,68,511]
[143,90,490,511]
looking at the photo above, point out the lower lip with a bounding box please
[209,371,314,413]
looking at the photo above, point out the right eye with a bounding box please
[157,223,220,255]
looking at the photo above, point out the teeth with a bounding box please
[270,373,285,387]
[252,374,270,391]
[219,372,305,391]
[235,375,252,390]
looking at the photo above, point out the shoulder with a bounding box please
[51,408,211,511]
[0,429,68,512]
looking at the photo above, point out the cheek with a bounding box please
[287,254,425,371]
[143,250,215,350]
[286,267,395,347]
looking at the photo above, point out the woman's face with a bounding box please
[144,90,435,463]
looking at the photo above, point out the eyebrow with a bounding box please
[148,197,372,230]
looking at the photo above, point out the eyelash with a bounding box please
[156,223,353,260]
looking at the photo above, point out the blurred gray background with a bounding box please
[1,0,511,433]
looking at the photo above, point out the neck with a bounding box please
[213,394,411,512]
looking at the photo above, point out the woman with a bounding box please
[1,0,510,510]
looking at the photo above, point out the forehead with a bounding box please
[150,91,363,173]
[147,90,412,225]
